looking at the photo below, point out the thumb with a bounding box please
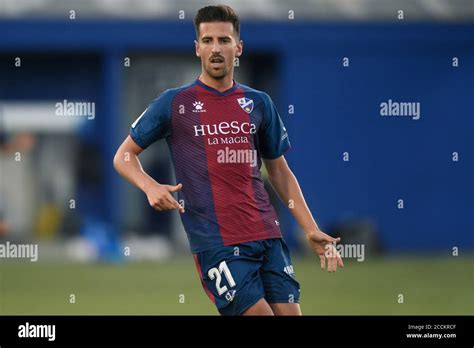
[326,236,340,244]
[168,183,183,192]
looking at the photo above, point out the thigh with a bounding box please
[261,238,301,305]
[193,242,266,316]
[269,303,302,315]
[242,298,274,316]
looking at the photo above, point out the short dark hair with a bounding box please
[194,5,240,38]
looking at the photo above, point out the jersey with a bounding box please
[129,78,291,253]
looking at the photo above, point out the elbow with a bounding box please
[113,151,121,173]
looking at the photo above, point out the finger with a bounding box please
[165,195,182,211]
[337,253,344,268]
[149,198,162,211]
[331,249,339,272]
[168,183,183,193]
[153,197,173,211]
[167,195,185,213]
[328,256,335,273]
[319,254,325,270]
[152,204,163,211]
[326,236,340,244]
[166,185,185,213]
[325,245,335,272]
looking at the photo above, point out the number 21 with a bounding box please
[208,261,236,296]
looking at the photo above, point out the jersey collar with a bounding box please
[195,78,239,96]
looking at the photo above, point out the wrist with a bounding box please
[141,177,158,193]
[303,227,322,237]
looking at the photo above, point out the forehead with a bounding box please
[198,22,235,38]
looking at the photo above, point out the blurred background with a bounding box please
[0,0,473,315]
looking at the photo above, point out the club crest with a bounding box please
[237,97,254,113]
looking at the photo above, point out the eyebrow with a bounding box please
[200,36,232,41]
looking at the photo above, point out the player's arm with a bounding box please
[113,135,184,213]
[263,156,343,272]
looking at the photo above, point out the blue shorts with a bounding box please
[193,238,300,316]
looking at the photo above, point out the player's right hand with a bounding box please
[144,182,185,213]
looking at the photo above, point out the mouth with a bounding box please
[210,56,224,68]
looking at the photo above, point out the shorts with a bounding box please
[193,238,300,316]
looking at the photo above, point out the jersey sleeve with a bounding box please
[258,93,291,159]
[129,90,173,149]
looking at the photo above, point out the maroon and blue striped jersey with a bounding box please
[130,79,290,252]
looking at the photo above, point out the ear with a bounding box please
[195,39,200,57]
[235,39,243,58]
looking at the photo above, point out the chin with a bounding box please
[212,74,226,80]
[206,68,228,80]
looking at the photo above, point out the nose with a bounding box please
[211,41,221,54]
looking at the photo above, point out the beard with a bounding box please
[204,62,228,80]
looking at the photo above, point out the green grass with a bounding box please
[1,256,473,315]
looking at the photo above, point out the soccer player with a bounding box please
[114,5,343,316]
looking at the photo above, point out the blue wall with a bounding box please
[281,29,474,251]
[1,20,472,251]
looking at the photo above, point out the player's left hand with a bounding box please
[305,229,344,273]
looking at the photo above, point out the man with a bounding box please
[114,5,343,316]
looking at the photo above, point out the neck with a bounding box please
[198,72,234,92]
